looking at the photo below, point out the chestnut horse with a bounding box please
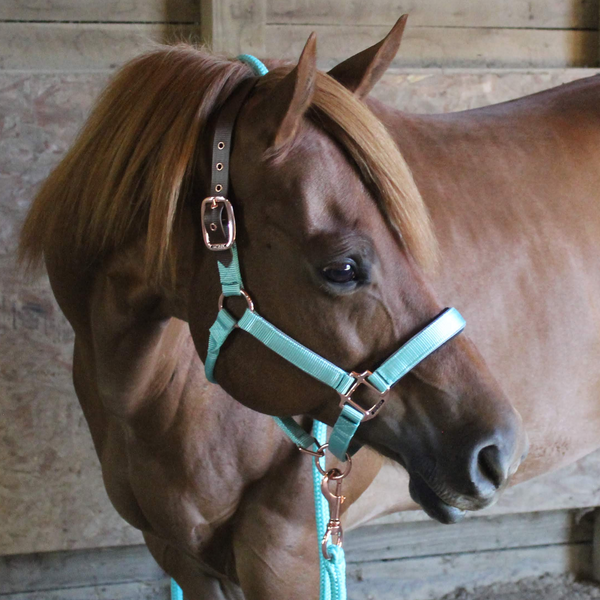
[19,15,600,600]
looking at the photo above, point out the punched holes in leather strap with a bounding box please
[209,76,258,198]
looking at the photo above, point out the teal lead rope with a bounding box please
[313,420,347,600]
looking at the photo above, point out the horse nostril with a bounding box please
[477,444,507,490]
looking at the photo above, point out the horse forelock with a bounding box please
[19,46,437,284]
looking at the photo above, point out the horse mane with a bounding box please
[19,45,436,282]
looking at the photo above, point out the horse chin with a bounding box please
[408,473,467,525]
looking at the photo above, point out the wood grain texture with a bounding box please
[0,0,200,23]
[0,546,165,595]
[3,581,170,600]
[1,510,594,600]
[347,544,593,600]
[0,510,592,599]
[266,24,600,68]
[267,0,599,29]
[201,0,265,56]
[344,509,594,562]
[3,68,600,556]
[0,23,202,71]
[0,71,143,555]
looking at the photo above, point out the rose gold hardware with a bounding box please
[338,371,390,421]
[201,196,236,251]
[217,141,225,150]
[321,469,345,559]
[313,444,352,478]
[298,445,326,458]
[218,289,255,313]
[216,162,224,171]
[215,184,223,193]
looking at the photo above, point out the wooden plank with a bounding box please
[266,24,600,68]
[347,544,593,600]
[0,545,164,595]
[0,1,200,23]
[2,580,170,600]
[267,0,599,30]
[0,23,202,70]
[593,508,600,581]
[201,0,265,57]
[345,509,594,563]
[366,448,600,526]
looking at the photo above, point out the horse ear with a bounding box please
[328,15,408,98]
[270,32,317,151]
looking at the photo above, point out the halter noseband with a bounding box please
[201,59,466,462]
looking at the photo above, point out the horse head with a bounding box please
[187,21,529,523]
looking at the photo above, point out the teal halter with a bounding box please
[203,55,466,461]
[172,55,466,600]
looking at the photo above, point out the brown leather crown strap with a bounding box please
[202,76,258,253]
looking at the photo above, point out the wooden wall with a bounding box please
[258,0,600,68]
[2,0,600,559]
[0,0,202,70]
[2,0,599,70]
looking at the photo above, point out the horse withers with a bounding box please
[21,14,600,599]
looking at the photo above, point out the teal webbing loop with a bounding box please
[171,579,183,600]
[217,245,244,297]
[274,416,319,450]
[237,310,356,394]
[238,54,269,76]
[313,420,347,600]
[367,308,466,392]
[205,309,238,383]
[328,405,364,461]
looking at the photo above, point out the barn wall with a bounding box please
[2,0,598,70]
[0,0,202,70]
[202,0,600,68]
[1,0,600,557]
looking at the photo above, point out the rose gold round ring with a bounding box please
[313,443,352,478]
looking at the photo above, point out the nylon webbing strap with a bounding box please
[274,416,319,450]
[217,245,243,297]
[205,309,237,383]
[237,310,356,394]
[367,308,466,392]
[328,405,364,460]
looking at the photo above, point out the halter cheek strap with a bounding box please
[201,59,466,462]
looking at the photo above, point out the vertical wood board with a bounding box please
[201,0,265,56]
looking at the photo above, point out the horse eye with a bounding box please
[321,261,358,284]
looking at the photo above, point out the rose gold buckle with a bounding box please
[201,196,236,251]
[339,371,389,421]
